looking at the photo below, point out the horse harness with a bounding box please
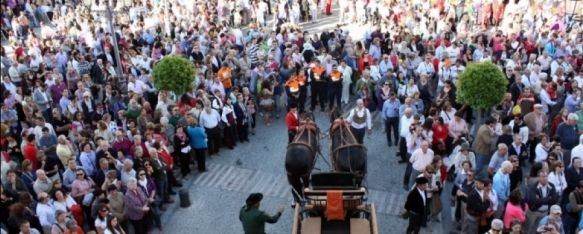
[289,121,319,156]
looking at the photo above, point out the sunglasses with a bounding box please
[139,173,146,176]
[100,209,108,212]
[76,173,84,176]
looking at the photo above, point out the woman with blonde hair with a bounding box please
[94,121,114,143]
[56,135,75,166]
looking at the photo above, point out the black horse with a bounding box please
[285,112,319,202]
[329,109,368,187]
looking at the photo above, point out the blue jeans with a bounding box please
[475,153,488,176]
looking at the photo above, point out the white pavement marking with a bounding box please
[192,163,405,214]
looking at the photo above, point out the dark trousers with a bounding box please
[385,117,399,146]
[403,154,413,187]
[237,122,249,142]
[288,131,296,143]
[328,84,342,110]
[130,218,148,234]
[223,125,236,148]
[310,82,327,111]
[194,148,207,171]
[205,126,221,154]
[167,168,179,186]
[350,126,366,144]
[399,136,408,161]
[178,152,191,176]
[155,177,169,202]
[406,212,423,234]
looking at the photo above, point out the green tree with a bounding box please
[152,56,196,95]
[456,62,508,110]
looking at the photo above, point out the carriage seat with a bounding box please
[350,218,371,234]
[303,188,365,212]
[301,217,322,234]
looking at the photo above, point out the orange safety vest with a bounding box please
[285,78,300,93]
[312,66,325,81]
[296,75,306,86]
[218,67,232,89]
[330,70,342,82]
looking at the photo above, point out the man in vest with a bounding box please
[286,70,302,111]
[218,63,233,96]
[309,59,328,112]
[346,99,372,144]
[328,64,343,111]
[286,103,300,143]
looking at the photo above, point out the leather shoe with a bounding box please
[174,182,183,187]
[169,190,177,195]
[398,160,407,164]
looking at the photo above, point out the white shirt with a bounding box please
[571,144,583,165]
[548,172,567,195]
[128,79,150,95]
[36,202,56,229]
[221,105,236,125]
[199,109,221,129]
[417,187,426,206]
[535,143,550,162]
[400,116,414,137]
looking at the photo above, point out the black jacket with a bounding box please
[526,182,559,211]
[405,188,426,215]
[466,188,491,217]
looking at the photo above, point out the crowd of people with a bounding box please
[0,0,582,233]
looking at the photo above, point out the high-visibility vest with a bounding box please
[330,70,342,82]
[218,67,232,89]
[286,78,300,93]
[312,66,325,81]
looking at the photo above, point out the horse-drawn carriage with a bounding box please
[285,112,375,234]
[290,172,379,234]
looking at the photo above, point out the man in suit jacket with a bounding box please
[472,117,496,175]
[508,134,528,164]
[405,176,429,234]
[463,176,492,234]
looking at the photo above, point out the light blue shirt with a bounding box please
[80,151,96,176]
[382,99,401,119]
[493,170,510,203]
[565,95,580,113]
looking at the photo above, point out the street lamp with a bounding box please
[91,0,123,79]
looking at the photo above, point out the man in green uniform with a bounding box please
[239,193,284,234]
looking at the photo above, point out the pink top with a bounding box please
[503,202,528,228]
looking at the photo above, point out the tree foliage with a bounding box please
[152,56,196,95]
[456,62,508,110]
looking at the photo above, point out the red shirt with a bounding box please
[286,112,300,132]
[158,149,174,169]
[432,123,449,145]
[23,143,39,169]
